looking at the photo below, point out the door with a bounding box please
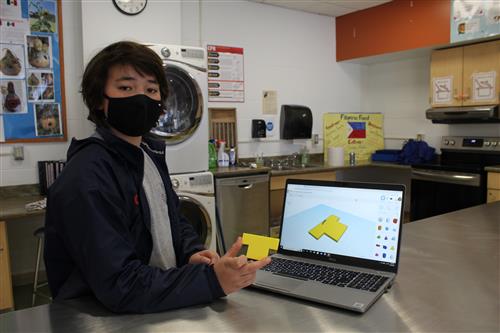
[177,196,213,249]
[463,40,500,106]
[150,64,203,145]
[430,47,463,107]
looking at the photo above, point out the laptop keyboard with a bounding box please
[262,257,389,292]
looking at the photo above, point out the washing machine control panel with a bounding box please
[170,172,214,194]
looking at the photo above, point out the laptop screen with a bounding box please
[279,180,404,270]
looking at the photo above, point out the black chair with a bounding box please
[32,227,51,306]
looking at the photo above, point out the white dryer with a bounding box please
[170,171,217,251]
[147,44,208,174]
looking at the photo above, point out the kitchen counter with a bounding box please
[0,185,44,220]
[2,201,498,332]
[211,166,270,178]
[212,161,410,177]
[485,165,500,172]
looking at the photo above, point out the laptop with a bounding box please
[253,179,405,313]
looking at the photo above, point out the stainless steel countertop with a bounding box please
[2,202,499,332]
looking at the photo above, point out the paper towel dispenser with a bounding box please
[280,105,312,140]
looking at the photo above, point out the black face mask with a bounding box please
[105,94,163,137]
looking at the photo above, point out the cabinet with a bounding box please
[430,40,500,107]
[269,171,336,236]
[336,0,450,61]
[0,221,14,311]
[487,172,500,203]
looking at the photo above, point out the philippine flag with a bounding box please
[347,122,366,138]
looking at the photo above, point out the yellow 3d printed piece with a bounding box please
[309,215,347,242]
[242,233,280,260]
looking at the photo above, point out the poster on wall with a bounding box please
[323,113,384,163]
[206,45,244,102]
[451,0,500,43]
[0,0,66,143]
[432,76,453,104]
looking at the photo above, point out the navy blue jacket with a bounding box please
[44,128,225,313]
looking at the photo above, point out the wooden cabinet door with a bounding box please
[0,221,14,311]
[463,40,500,106]
[430,47,463,107]
[487,172,500,189]
[487,189,500,203]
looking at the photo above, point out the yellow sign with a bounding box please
[323,113,384,163]
[309,215,347,242]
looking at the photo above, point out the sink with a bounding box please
[270,164,320,171]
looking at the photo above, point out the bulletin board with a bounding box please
[0,0,67,143]
[323,113,384,162]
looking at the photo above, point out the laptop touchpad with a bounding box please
[259,274,305,291]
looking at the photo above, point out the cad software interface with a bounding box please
[280,183,403,265]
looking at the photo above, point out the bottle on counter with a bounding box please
[300,145,309,166]
[208,139,217,169]
[229,147,236,166]
[217,140,229,167]
[349,151,356,166]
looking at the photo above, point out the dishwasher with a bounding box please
[215,173,270,252]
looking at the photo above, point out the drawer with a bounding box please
[487,189,500,203]
[487,172,500,190]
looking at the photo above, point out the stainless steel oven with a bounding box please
[410,136,500,221]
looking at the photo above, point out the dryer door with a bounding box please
[177,195,213,249]
[151,64,203,145]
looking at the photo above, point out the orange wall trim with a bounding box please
[336,0,451,61]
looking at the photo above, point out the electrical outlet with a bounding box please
[312,134,319,145]
[416,134,424,141]
[13,145,24,160]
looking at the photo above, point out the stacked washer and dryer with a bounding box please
[147,44,217,252]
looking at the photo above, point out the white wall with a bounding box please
[81,0,181,63]
[202,1,364,158]
[361,56,500,152]
[0,1,89,187]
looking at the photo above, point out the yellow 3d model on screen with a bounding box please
[309,215,348,242]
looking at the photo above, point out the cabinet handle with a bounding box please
[462,87,470,100]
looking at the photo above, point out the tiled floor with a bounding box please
[13,283,52,310]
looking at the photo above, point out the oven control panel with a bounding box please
[441,136,500,151]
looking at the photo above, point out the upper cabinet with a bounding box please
[336,0,450,61]
[430,40,500,107]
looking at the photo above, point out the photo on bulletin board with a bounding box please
[1,0,67,144]
[34,103,61,136]
[0,44,26,79]
[29,0,57,33]
[26,35,52,69]
[1,79,27,114]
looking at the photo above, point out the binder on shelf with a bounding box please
[38,160,66,195]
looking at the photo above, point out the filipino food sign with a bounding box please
[323,113,384,163]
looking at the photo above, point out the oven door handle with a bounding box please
[411,169,481,187]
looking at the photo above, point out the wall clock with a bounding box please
[113,0,147,16]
